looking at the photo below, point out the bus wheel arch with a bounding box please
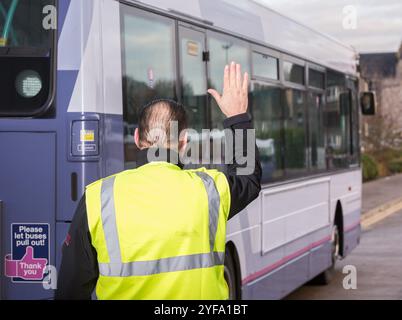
[310,201,344,285]
[334,201,344,258]
[224,242,242,300]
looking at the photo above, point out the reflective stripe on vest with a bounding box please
[101,176,121,262]
[99,172,223,277]
[195,172,220,251]
[99,252,225,277]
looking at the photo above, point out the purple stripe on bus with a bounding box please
[344,220,361,233]
[242,235,331,285]
[242,221,361,285]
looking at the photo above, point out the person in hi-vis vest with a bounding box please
[56,62,262,300]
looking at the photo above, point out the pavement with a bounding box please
[362,174,402,214]
[286,173,402,300]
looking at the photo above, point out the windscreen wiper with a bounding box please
[0,0,19,47]
[0,2,18,45]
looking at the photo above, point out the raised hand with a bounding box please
[207,62,249,118]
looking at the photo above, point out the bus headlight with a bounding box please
[15,70,43,98]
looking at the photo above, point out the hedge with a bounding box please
[362,154,379,182]
[387,158,402,174]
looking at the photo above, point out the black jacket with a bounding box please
[55,113,262,300]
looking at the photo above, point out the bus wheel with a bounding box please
[311,224,340,285]
[224,250,238,300]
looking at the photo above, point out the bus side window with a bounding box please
[207,35,250,169]
[308,69,327,171]
[252,84,285,183]
[351,81,360,165]
[121,8,176,169]
[324,71,351,169]
[208,36,250,131]
[308,92,326,170]
[283,89,309,177]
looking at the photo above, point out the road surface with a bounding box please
[286,209,402,300]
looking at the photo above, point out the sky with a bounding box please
[256,0,402,53]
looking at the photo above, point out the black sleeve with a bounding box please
[55,194,99,300]
[223,113,262,220]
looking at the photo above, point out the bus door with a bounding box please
[178,25,209,166]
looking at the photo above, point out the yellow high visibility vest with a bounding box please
[86,162,231,300]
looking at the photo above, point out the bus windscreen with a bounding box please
[0,0,54,50]
[0,0,55,117]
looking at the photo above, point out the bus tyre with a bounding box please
[224,250,238,300]
[311,224,340,285]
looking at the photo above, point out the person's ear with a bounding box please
[134,128,141,149]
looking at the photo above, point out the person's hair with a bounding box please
[137,99,188,149]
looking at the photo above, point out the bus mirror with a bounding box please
[360,92,376,116]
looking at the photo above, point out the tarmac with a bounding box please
[286,174,402,300]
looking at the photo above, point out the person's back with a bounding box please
[56,62,261,300]
[87,163,230,300]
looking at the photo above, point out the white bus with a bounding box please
[0,0,362,299]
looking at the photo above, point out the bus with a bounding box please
[0,0,363,300]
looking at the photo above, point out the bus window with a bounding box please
[283,89,308,176]
[0,0,55,117]
[324,71,350,169]
[179,26,207,133]
[208,35,250,130]
[121,9,176,168]
[308,92,326,170]
[178,26,209,167]
[252,52,279,81]
[284,62,305,85]
[309,69,325,90]
[351,80,360,165]
[252,84,284,182]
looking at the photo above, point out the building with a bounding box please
[359,43,402,151]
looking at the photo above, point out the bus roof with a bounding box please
[132,0,358,76]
